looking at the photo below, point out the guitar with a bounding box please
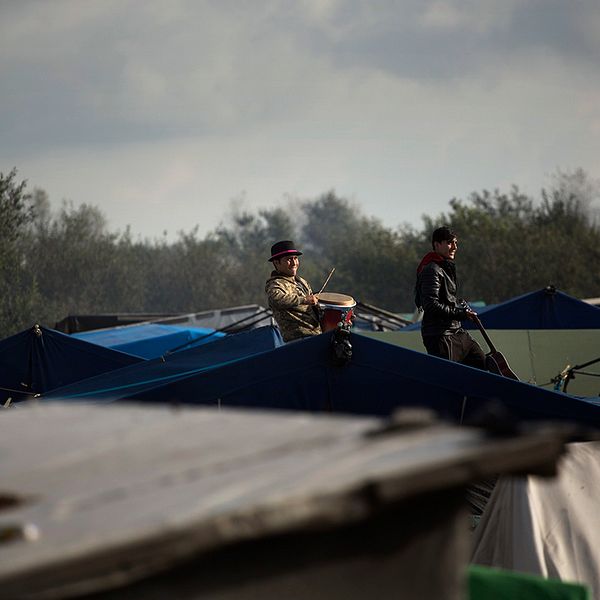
[471,313,519,380]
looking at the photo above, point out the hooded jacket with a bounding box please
[265,271,321,342]
[415,252,467,337]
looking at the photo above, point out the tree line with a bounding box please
[1,167,599,338]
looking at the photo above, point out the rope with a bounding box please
[571,370,600,378]
[0,386,38,396]
[354,302,411,328]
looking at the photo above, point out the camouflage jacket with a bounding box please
[265,271,322,342]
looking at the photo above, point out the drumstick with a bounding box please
[317,267,335,295]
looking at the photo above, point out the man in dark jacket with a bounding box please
[265,240,322,342]
[415,227,485,369]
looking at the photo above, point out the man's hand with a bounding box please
[465,308,478,321]
[304,294,319,306]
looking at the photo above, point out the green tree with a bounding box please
[431,173,600,304]
[0,169,40,336]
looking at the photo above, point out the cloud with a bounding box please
[2,1,599,149]
[1,1,599,238]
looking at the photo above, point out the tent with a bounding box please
[362,288,600,397]
[72,323,226,359]
[464,287,600,330]
[0,325,143,403]
[45,330,600,428]
[471,441,600,598]
[359,329,600,397]
[403,287,600,331]
[45,325,284,402]
[56,305,273,334]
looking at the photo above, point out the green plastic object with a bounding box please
[468,565,590,600]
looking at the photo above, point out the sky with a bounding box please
[2,0,599,239]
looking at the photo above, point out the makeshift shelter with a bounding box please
[72,323,226,359]
[471,441,600,598]
[466,287,600,330]
[154,304,273,332]
[361,288,600,397]
[45,331,600,428]
[45,325,284,402]
[55,305,274,334]
[54,313,178,334]
[0,325,142,403]
[404,287,600,331]
[359,329,600,397]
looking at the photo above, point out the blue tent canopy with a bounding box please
[0,325,143,402]
[45,325,284,402]
[46,330,599,428]
[72,323,226,359]
[404,287,600,331]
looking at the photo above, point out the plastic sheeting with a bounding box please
[404,288,600,331]
[359,329,600,397]
[468,565,590,599]
[471,442,600,598]
[46,330,600,428]
[45,325,284,402]
[73,323,225,359]
[0,325,142,403]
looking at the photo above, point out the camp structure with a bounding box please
[471,440,600,598]
[0,325,143,405]
[0,401,577,599]
[72,322,226,359]
[54,304,274,334]
[404,286,600,331]
[43,330,600,430]
[363,287,600,397]
[44,325,284,403]
[55,301,409,341]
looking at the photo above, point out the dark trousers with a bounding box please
[423,330,486,370]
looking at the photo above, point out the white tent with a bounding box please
[471,441,600,596]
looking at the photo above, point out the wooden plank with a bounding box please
[0,402,572,598]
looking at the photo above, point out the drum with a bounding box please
[317,292,356,332]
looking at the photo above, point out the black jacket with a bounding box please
[416,260,467,337]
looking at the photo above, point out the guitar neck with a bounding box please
[473,316,497,354]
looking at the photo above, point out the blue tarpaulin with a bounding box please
[0,325,143,402]
[73,323,226,359]
[45,330,600,428]
[46,325,284,401]
[404,287,600,331]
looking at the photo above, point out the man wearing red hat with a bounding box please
[265,240,322,342]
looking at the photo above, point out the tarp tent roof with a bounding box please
[0,325,143,402]
[359,329,600,397]
[73,323,226,359]
[46,331,600,428]
[404,287,600,330]
[54,305,273,334]
[45,325,284,401]
[154,304,272,332]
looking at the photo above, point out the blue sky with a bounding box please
[2,0,599,238]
